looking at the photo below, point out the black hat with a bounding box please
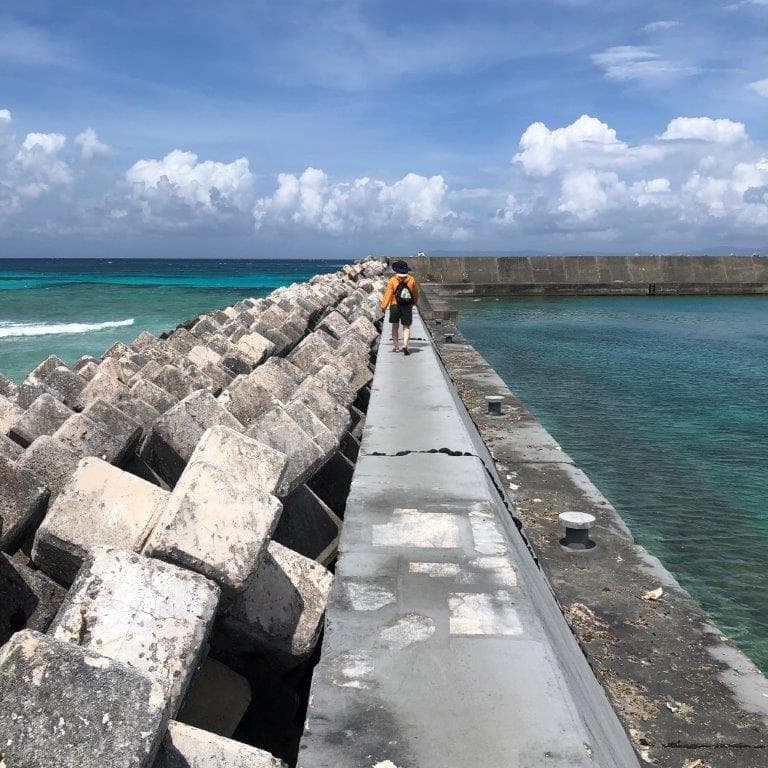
[392,260,410,274]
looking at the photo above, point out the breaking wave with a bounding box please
[0,318,135,338]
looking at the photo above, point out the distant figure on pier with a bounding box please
[381,260,419,356]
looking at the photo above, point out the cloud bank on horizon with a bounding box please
[0,0,767,257]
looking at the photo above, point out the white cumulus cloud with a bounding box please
[74,127,112,160]
[749,78,768,97]
[22,132,66,154]
[0,108,11,124]
[660,117,748,143]
[253,166,465,238]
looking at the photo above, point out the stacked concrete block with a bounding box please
[29,354,68,382]
[281,399,338,458]
[0,372,18,398]
[148,363,195,401]
[15,377,57,408]
[8,392,72,447]
[44,365,86,407]
[76,359,99,381]
[75,369,132,411]
[131,377,179,413]
[166,326,198,355]
[32,457,169,584]
[0,433,23,460]
[144,426,284,599]
[0,455,50,552]
[289,386,352,443]
[82,398,143,454]
[245,407,326,497]
[157,721,286,768]
[51,547,220,713]
[218,541,333,669]
[140,390,243,485]
[177,658,252,737]
[53,412,127,464]
[0,629,169,768]
[219,372,280,427]
[0,392,24,434]
[286,332,335,372]
[16,435,82,498]
[236,330,275,366]
[0,553,66,644]
[103,340,131,360]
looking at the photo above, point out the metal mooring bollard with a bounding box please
[444,333,454,343]
[558,511,596,550]
[485,395,504,415]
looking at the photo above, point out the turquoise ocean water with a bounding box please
[0,258,345,383]
[456,295,768,673]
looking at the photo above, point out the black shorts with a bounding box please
[389,303,413,326]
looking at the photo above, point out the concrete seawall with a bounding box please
[409,254,768,295]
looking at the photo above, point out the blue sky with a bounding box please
[1,0,767,257]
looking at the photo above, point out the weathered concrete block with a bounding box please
[166,327,198,355]
[236,331,275,366]
[281,399,338,456]
[15,377,56,409]
[150,363,195,401]
[191,316,220,338]
[251,357,304,402]
[188,359,233,394]
[44,365,86,407]
[131,376,180,414]
[51,547,220,714]
[176,658,251,738]
[348,315,379,346]
[145,427,284,597]
[273,483,341,565]
[251,322,294,357]
[187,344,222,368]
[290,386,351,441]
[245,407,325,497]
[0,629,169,768]
[219,373,280,427]
[73,354,99,372]
[76,359,99,381]
[286,332,335,372]
[52,412,127,464]
[139,357,164,381]
[0,372,18,399]
[75,369,131,411]
[9,392,73,447]
[0,433,23,460]
[28,354,67,382]
[1,393,25,438]
[0,455,49,552]
[82,398,143,457]
[110,392,161,432]
[140,391,243,486]
[0,553,66,644]
[318,309,352,340]
[218,541,333,669]
[295,367,354,409]
[306,450,355,517]
[16,435,82,499]
[157,721,286,768]
[103,340,131,360]
[32,457,169,584]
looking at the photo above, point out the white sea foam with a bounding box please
[0,318,134,338]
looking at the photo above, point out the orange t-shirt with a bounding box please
[380,274,419,309]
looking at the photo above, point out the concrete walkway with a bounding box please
[299,310,640,768]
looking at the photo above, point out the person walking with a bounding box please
[380,259,419,355]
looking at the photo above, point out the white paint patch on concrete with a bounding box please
[373,508,462,549]
[345,581,396,611]
[373,761,400,768]
[469,557,517,587]
[408,562,461,578]
[448,591,523,636]
[379,614,436,650]
[469,504,508,556]
[331,652,375,689]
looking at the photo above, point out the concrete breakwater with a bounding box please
[409,254,768,295]
[0,258,388,767]
[418,302,768,766]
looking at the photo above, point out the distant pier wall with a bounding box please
[409,254,768,295]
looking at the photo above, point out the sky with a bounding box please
[0,0,767,258]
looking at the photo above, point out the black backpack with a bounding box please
[395,277,414,306]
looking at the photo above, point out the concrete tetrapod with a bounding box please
[50,546,220,714]
[144,425,285,600]
[156,721,286,768]
[0,629,169,768]
[217,541,334,670]
[32,456,169,584]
